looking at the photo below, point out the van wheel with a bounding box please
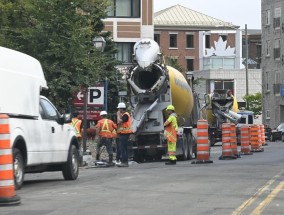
[62,145,79,180]
[13,148,25,190]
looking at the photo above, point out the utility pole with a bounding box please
[245,24,249,109]
[82,86,88,153]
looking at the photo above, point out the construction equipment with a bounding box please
[126,39,200,162]
[202,89,243,146]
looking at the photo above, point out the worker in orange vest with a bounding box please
[116,102,133,167]
[70,112,82,141]
[164,105,178,165]
[95,111,117,165]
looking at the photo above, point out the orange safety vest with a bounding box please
[117,112,133,134]
[70,118,82,138]
[97,119,117,138]
[164,113,178,142]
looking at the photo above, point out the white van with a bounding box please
[0,46,80,189]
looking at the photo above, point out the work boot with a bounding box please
[108,155,115,166]
[96,154,100,161]
[165,160,176,165]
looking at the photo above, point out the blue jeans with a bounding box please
[119,134,130,163]
[96,137,113,156]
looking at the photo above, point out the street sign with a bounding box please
[72,81,107,121]
[73,86,104,106]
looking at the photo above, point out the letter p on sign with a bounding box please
[88,87,104,105]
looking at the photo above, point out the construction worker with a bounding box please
[95,111,117,166]
[164,105,178,165]
[116,102,133,167]
[70,112,82,140]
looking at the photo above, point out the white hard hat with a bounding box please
[117,102,126,109]
[100,111,107,116]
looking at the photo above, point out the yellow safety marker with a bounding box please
[251,181,284,215]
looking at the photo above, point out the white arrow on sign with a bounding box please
[77,91,84,101]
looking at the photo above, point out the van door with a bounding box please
[40,97,70,163]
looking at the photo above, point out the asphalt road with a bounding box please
[2,141,284,215]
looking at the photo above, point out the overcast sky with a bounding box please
[154,0,261,29]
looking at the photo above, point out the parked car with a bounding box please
[271,123,284,142]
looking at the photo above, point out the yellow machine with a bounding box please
[127,39,199,162]
[166,66,194,125]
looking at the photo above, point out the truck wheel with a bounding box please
[187,133,194,160]
[133,150,145,163]
[62,145,79,180]
[180,134,189,161]
[282,134,284,142]
[13,148,24,190]
[210,135,216,146]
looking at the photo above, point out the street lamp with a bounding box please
[185,71,194,89]
[93,36,106,52]
[82,36,106,155]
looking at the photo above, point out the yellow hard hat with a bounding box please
[166,105,175,111]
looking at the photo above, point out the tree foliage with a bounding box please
[0,0,120,113]
[242,92,262,116]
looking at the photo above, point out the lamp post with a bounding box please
[185,71,194,89]
[82,36,106,155]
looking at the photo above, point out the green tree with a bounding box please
[0,0,120,114]
[242,92,262,116]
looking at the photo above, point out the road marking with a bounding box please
[231,170,284,215]
[250,181,284,215]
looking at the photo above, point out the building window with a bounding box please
[266,73,270,92]
[154,34,160,45]
[115,42,134,63]
[274,7,281,29]
[205,35,210,48]
[266,10,271,25]
[266,110,270,119]
[169,34,177,48]
[186,59,194,71]
[186,34,194,48]
[274,39,280,60]
[107,0,140,18]
[203,57,235,70]
[274,72,281,95]
[266,40,271,57]
[213,80,234,95]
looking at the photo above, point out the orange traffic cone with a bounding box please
[240,124,253,155]
[230,123,240,158]
[192,120,213,164]
[219,123,237,160]
[0,114,21,206]
[250,125,264,152]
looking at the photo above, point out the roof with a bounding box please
[154,4,239,29]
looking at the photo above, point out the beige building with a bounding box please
[103,0,154,65]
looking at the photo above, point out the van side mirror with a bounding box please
[58,113,72,125]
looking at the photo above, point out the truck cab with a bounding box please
[0,46,80,189]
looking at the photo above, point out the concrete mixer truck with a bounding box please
[202,89,253,146]
[126,39,200,162]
